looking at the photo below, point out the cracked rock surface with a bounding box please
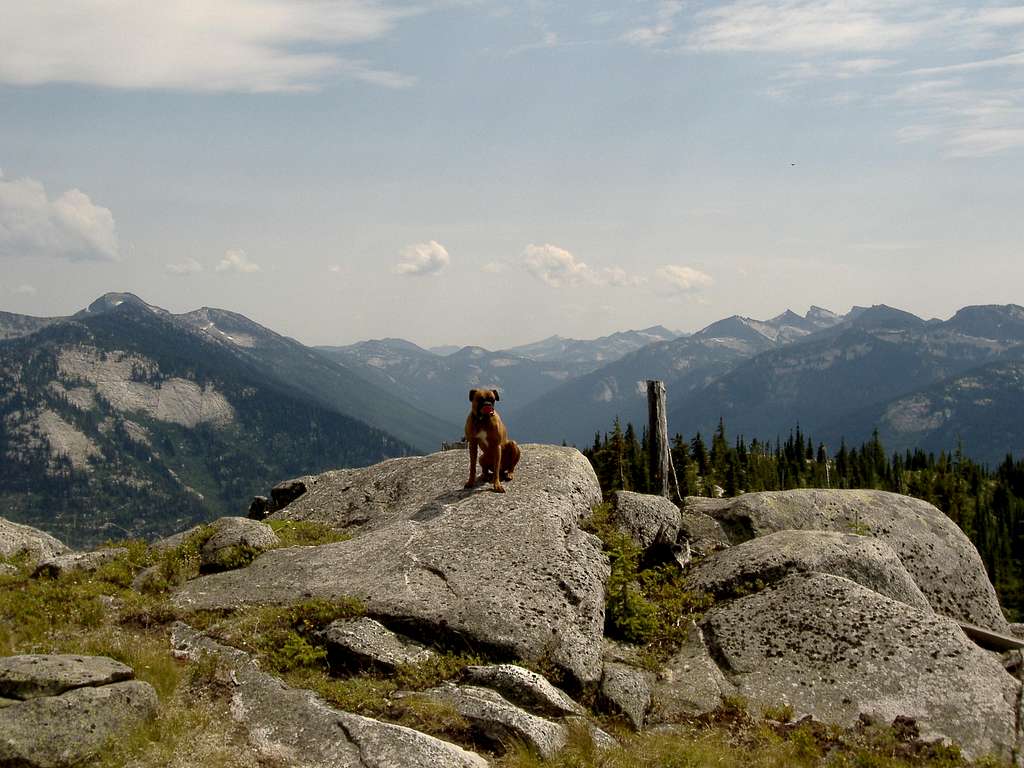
[172,445,608,685]
[0,655,156,768]
[171,623,487,768]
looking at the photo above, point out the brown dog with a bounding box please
[464,388,521,493]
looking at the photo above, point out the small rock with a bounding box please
[0,563,19,578]
[318,617,435,671]
[610,491,681,551]
[247,496,269,521]
[1009,623,1024,640]
[32,548,127,579]
[0,680,158,768]
[599,662,653,730]
[151,525,204,552]
[677,507,731,556]
[0,697,17,709]
[269,480,307,512]
[130,565,160,593]
[413,682,568,759]
[462,664,584,717]
[0,654,134,700]
[199,517,279,573]
[562,715,618,749]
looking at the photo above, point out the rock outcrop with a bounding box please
[0,655,157,768]
[33,548,127,579]
[198,516,280,573]
[701,573,1020,761]
[685,529,932,612]
[172,446,608,685]
[410,683,570,758]
[319,617,435,671]
[460,665,584,718]
[0,517,69,563]
[171,623,487,768]
[685,489,1010,632]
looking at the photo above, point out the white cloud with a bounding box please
[216,249,262,274]
[11,284,37,296]
[522,244,592,287]
[0,1,418,93]
[655,265,714,292]
[0,170,118,261]
[521,244,643,288]
[393,240,450,276]
[166,257,204,275]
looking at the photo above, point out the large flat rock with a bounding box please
[686,529,932,612]
[0,517,69,562]
[171,623,487,768]
[701,572,1020,761]
[685,489,1009,632]
[173,445,608,685]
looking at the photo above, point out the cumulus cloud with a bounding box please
[0,1,417,93]
[393,240,450,276]
[216,249,262,274]
[166,257,203,275]
[522,244,643,288]
[0,170,118,261]
[522,244,592,287]
[656,265,714,292]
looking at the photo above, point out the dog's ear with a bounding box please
[469,389,478,402]
[493,389,500,402]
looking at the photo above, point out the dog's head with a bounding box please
[468,388,500,418]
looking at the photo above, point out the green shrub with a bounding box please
[585,503,713,657]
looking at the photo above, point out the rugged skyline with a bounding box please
[2,1,1023,348]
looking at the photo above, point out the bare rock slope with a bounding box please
[172,445,608,685]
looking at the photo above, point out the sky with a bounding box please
[1,0,1023,350]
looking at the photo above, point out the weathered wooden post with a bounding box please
[647,380,680,501]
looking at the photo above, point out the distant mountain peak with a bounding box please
[83,292,164,316]
[770,309,804,325]
[807,305,839,320]
[848,304,925,330]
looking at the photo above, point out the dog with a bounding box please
[464,388,521,493]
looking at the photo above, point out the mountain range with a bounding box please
[2,293,1023,546]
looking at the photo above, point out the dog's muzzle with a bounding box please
[480,403,495,416]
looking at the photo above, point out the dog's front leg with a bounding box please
[492,443,505,493]
[465,440,478,489]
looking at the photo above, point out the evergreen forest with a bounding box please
[584,417,1024,622]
